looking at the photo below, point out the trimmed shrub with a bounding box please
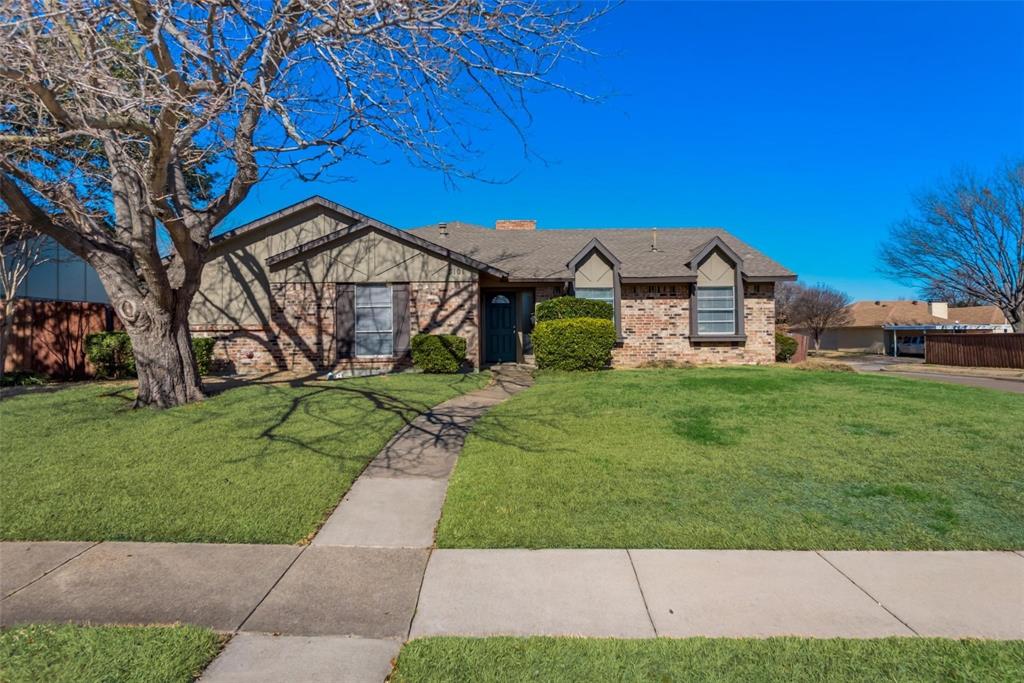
[775,332,798,362]
[535,296,613,323]
[85,331,136,378]
[411,333,467,374]
[85,331,216,378]
[192,337,216,376]
[532,318,617,371]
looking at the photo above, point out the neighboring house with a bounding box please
[2,237,114,378]
[814,300,1012,356]
[191,196,795,374]
[6,236,108,304]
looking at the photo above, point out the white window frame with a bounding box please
[354,284,394,358]
[576,287,614,306]
[696,285,736,336]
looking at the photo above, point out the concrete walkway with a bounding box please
[3,365,1023,681]
[312,365,532,548]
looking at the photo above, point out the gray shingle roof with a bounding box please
[408,222,795,281]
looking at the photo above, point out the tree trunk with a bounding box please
[117,296,205,408]
[1011,303,1024,333]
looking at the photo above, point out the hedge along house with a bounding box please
[190,196,795,374]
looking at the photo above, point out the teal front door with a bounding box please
[485,292,517,363]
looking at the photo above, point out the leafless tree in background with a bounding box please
[880,161,1024,332]
[774,280,801,327]
[787,283,852,350]
[0,216,52,377]
[0,0,605,406]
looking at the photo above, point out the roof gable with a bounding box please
[213,196,507,278]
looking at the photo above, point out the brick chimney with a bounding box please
[495,219,536,231]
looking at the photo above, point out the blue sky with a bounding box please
[224,1,1024,301]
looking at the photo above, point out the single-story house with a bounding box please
[190,196,795,374]
[814,300,1012,355]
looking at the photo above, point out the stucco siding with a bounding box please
[574,251,614,289]
[193,219,473,328]
[696,250,735,286]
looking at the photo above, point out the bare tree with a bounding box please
[880,161,1024,332]
[0,216,52,378]
[788,283,852,350]
[774,280,801,327]
[0,0,604,407]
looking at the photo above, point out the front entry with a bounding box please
[484,292,517,363]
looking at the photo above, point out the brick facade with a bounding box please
[409,279,480,368]
[193,278,774,374]
[192,278,481,376]
[612,282,775,367]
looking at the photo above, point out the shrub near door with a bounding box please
[535,296,613,322]
[411,334,468,373]
[533,318,617,371]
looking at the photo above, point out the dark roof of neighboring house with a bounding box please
[408,221,795,281]
[842,300,1009,327]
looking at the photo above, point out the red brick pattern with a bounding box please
[410,280,480,367]
[193,278,775,374]
[494,219,536,231]
[192,278,482,375]
[612,282,775,366]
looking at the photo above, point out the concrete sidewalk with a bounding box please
[4,544,1021,640]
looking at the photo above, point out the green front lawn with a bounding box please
[0,624,222,683]
[1,372,489,544]
[437,367,1024,549]
[391,637,1024,682]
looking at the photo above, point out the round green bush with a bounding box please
[411,333,467,373]
[85,331,136,378]
[775,331,799,362]
[535,296,613,323]
[85,331,216,377]
[532,318,617,371]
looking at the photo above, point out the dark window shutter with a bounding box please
[335,284,355,360]
[393,283,411,359]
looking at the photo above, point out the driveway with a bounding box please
[842,355,1024,394]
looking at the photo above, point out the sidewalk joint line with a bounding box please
[235,544,308,635]
[815,551,919,636]
[2,540,102,600]
[406,546,434,640]
[626,549,658,637]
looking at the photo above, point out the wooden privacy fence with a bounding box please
[925,333,1024,369]
[2,299,118,379]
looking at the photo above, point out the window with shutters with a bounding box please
[354,284,393,357]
